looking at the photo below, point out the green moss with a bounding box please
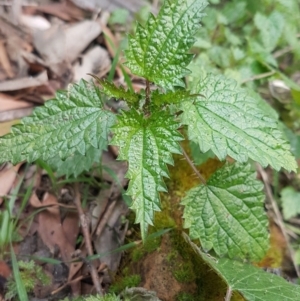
[166,249,179,262]
[153,208,176,229]
[176,292,196,301]
[144,236,161,253]
[5,260,51,300]
[169,231,228,301]
[173,261,196,283]
[109,274,141,294]
[131,247,145,262]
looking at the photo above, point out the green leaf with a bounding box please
[254,11,285,52]
[125,0,207,89]
[0,80,116,164]
[47,147,102,177]
[208,46,232,68]
[281,187,300,220]
[151,90,194,106]
[10,245,29,301]
[189,141,215,165]
[181,75,297,172]
[182,163,269,260]
[108,8,129,25]
[222,1,247,23]
[111,109,182,239]
[94,77,140,105]
[185,234,300,301]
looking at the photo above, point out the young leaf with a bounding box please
[47,147,102,177]
[125,0,207,89]
[185,234,300,301]
[0,80,116,164]
[181,75,297,172]
[182,163,269,260]
[254,11,285,52]
[93,77,140,105]
[151,89,194,106]
[281,187,300,220]
[111,109,182,239]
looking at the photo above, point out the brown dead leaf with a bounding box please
[71,0,148,14]
[34,20,102,66]
[37,193,75,261]
[30,192,76,211]
[0,93,33,112]
[31,1,86,22]
[0,107,33,123]
[0,119,19,136]
[0,163,22,205]
[0,260,11,279]
[33,25,65,65]
[35,192,81,295]
[0,40,14,78]
[0,71,48,92]
[73,46,111,82]
[0,15,31,46]
[0,260,11,297]
[62,211,80,248]
[20,15,51,31]
[65,20,102,63]
[0,16,32,77]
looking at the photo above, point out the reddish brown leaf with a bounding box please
[36,193,74,261]
[0,163,22,205]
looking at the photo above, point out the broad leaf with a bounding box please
[189,141,215,165]
[125,0,207,89]
[94,78,140,105]
[0,80,116,164]
[182,163,269,260]
[111,109,182,239]
[281,187,300,220]
[185,234,300,301]
[254,11,285,52]
[48,147,102,177]
[181,75,297,171]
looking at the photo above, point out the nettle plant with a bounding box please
[0,0,297,266]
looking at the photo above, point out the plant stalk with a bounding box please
[181,146,207,185]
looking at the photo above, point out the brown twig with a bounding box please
[256,164,300,278]
[73,183,103,295]
[52,263,106,295]
[96,200,117,236]
[144,79,151,116]
[181,146,206,185]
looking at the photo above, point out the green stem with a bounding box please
[181,146,207,185]
[144,80,151,116]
